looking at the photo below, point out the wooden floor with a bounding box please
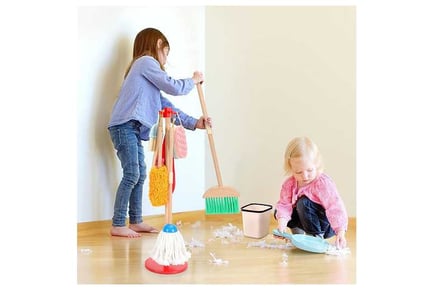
[77,210,356,284]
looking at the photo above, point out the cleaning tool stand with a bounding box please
[145,108,190,274]
[241,203,273,239]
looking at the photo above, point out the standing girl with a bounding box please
[275,137,348,248]
[108,28,210,238]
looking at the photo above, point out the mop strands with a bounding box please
[196,83,240,214]
[148,224,191,266]
[144,224,190,274]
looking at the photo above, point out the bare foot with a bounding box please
[129,223,159,233]
[110,226,141,238]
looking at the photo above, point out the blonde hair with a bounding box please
[284,137,324,175]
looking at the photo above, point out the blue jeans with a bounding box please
[109,120,147,227]
[275,196,335,238]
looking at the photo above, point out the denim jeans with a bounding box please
[275,196,335,238]
[109,120,147,227]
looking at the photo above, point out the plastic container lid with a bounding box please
[241,203,272,213]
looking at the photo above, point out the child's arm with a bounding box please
[275,178,295,231]
[160,96,198,130]
[141,56,195,95]
[316,174,348,234]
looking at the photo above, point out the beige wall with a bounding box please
[77,6,356,223]
[204,6,356,216]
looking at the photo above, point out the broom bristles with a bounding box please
[205,196,239,214]
[150,224,191,266]
[203,186,240,214]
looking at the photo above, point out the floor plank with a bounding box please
[77,210,356,284]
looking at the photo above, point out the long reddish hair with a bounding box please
[124,28,170,78]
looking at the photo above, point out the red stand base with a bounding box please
[144,257,188,274]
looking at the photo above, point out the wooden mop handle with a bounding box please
[196,83,224,187]
[164,110,174,224]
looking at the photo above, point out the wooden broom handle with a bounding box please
[196,83,224,187]
[152,114,164,167]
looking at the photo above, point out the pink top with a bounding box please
[275,173,348,233]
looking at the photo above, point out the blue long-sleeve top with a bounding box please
[108,55,198,140]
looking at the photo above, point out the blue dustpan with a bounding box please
[272,229,330,254]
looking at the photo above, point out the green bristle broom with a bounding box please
[196,83,240,214]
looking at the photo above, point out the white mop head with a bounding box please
[150,224,191,266]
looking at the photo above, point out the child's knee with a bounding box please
[296,196,312,211]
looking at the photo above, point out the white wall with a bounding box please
[204,6,356,216]
[77,6,356,223]
[78,6,205,222]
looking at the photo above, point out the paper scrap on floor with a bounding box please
[325,245,351,256]
[247,239,293,250]
[213,223,243,243]
[209,252,229,265]
[186,237,205,249]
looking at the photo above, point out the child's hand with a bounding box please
[192,71,204,84]
[195,116,212,129]
[335,230,347,249]
[278,218,289,233]
[273,230,286,240]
